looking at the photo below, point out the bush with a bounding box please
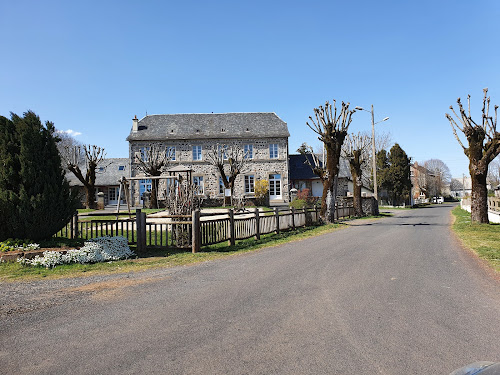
[254,179,269,206]
[289,199,307,209]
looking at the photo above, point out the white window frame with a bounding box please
[218,145,228,160]
[245,175,255,194]
[192,145,202,161]
[193,175,204,195]
[269,143,278,159]
[244,144,253,159]
[167,146,176,161]
[219,177,225,195]
[139,146,150,162]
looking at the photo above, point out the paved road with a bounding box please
[1,204,499,374]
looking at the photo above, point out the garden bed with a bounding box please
[0,248,74,262]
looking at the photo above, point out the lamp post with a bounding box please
[354,105,389,202]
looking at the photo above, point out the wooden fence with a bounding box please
[56,202,354,253]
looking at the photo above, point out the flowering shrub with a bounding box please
[17,236,135,268]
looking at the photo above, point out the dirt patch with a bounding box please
[64,275,172,301]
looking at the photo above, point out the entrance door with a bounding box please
[139,179,152,205]
[269,174,282,200]
[108,187,118,205]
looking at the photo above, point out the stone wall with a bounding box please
[341,196,379,216]
[129,137,289,206]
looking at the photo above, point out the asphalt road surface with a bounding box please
[1,204,499,374]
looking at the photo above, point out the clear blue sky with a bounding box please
[2,0,499,178]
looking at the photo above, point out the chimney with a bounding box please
[132,115,138,132]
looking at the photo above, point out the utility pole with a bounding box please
[371,104,377,201]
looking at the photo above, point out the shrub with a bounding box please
[289,199,307,209]
[254,179,269,206]
[297,188,311,200]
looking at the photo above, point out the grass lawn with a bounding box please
[451,206,500,273]
[0,222,348,281]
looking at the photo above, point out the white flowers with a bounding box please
[18,236,135,268]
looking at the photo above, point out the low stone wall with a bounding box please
[460,198,500,223]
[340,196,379,216]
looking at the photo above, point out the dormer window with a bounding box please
[118,165,125,171]
[221,128,226,132]
[98,167,105,172]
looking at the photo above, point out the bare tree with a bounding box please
[375,131,392,153]
[450,178,464,195]
[55,130,83,169]
[133,144,172,209]
[423,159,451,197]
[64,145,107,209]
[306,100,356,222]
[445,88,500,223]
[206,143,249,205]
[342,133,371,217]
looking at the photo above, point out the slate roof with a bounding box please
[289,154,351,180]
[66,158,129,187]
[126,113,289,141]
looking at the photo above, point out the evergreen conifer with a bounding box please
[0,111,77,241]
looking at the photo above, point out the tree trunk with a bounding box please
[85,185,96,209]
[320,179,330,218]
[349,151,363,217]
[321,142,343,222]
[470,165,489,224]
[468,135,489,224]
[352,174,363,217]
[150,179,158,209]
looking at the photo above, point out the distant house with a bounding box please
[126,113,290,206]
[288,154,324,197]
[410,162,436,201]
[450,176,472,198]
[289,154,374,198]
[66,158,129,207]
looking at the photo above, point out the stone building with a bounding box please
[126,113,290,206]
[289,154,373,198]
[66,158,129,207]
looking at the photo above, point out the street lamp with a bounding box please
[354,105,389,202]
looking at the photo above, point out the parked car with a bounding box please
[450,361,500,375]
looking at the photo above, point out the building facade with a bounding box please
[126,113,290,206]
[66,158,129,207]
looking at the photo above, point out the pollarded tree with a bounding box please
[297,143,327,184]
[306,100,356,222]
[64,145,107,209]
[0,111,77,241]
[206,143,249,206]
[445,88,500,223]
[133,144,172,209]
[342,133,371,217]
